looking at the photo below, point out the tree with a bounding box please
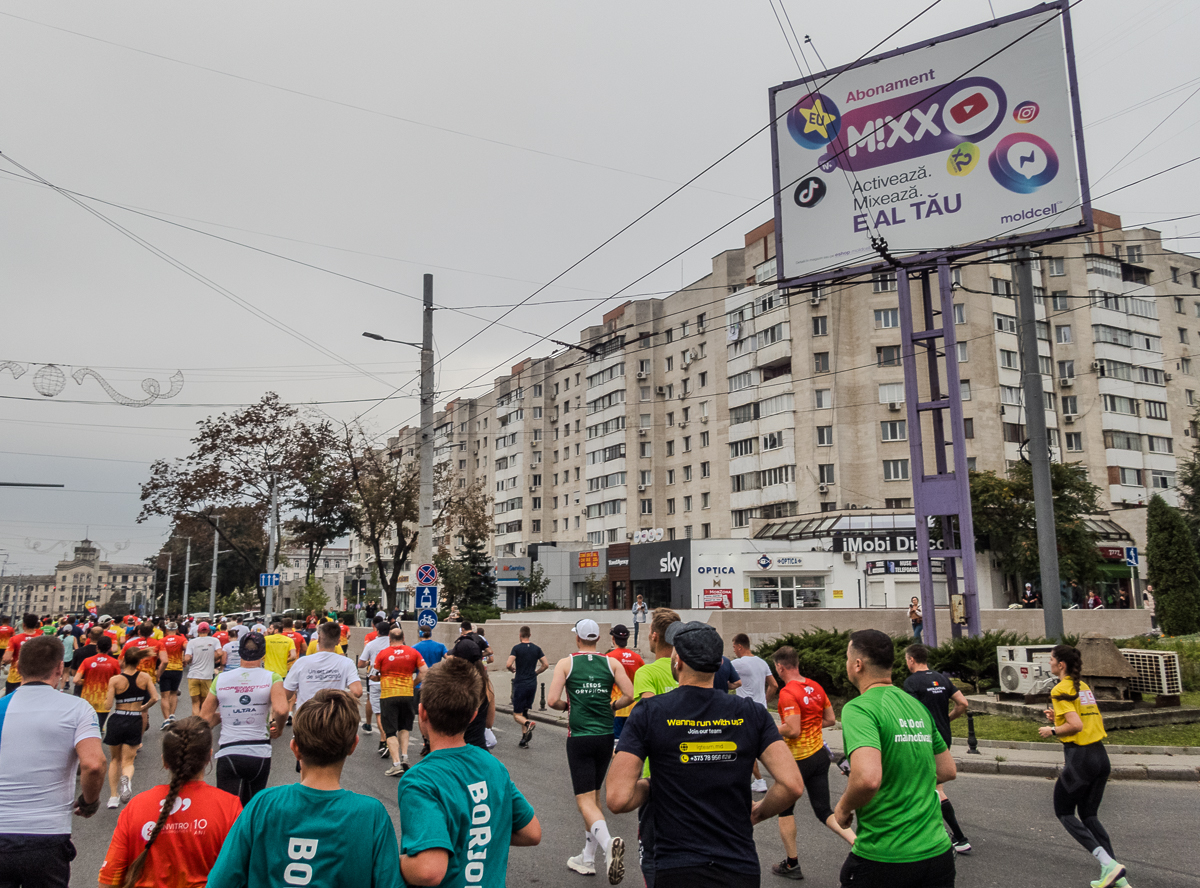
[455,536,496,611]
[969,461,1103,595]
[283,420,355,579]
[516,562,551,607]
[154,506,268,614]
[1146,494,1200,636]
[296,576,329,616]
[1175,405,1200,553]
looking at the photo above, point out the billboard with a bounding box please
[770,1,1089,283]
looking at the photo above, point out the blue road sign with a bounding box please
[416,586,439,610]
[417,609,438,629]
[417,563,438,586]
[1125,547,1139,567]
[259,573,280,587]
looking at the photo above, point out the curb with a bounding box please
[951,737,1200,756]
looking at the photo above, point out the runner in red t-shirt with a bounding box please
[158,628,189,724]
[98,716,241,887]
[76,638,122,729]
[606,624,644,744]
[0,617,13,656]
[373,629,428,774]
[281,618,306,657]
[121,625,162,681]
[2,614,41,693]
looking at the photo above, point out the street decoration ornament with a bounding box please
[0,361,184,407]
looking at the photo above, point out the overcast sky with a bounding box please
[2,0,1197,575]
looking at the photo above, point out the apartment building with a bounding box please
[352,209,1200,590]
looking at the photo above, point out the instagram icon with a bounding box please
[1013,101,1040,124]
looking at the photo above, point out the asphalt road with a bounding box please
[67,694,1196,888]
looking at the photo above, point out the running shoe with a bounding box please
[118,776,131,803]
[751,778,768,793]
[567,854,596,876]
[520,722,536,748]
[1094,864,1128,888]
[1091,863,1127,888]
[771,859,805,880]
[107,797,119,809]
[952,838,972,855]
[604,836,625,885]
[385,763,405,777]
[378,744,389,759]
[159,720,171,731]
[362,722,373,733]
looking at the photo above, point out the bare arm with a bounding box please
[484,684,496,729]
[822,703,837,729]
[269,681,287,737]
[74,737,106,812]
[779,712,802,740]
[401,849,448,887]
[536,656,550,675]
[200,689,220,727]
[948,691,969,722]
[610,658,634,712]
[104,676,117,713]
[765,673,779,702]
[606,751,650,814]
[546,659,570,711]
[141,673,160,708]
[751,740,804,824]
[511,814,542,846]
[1039,707,1084,738]
[505,655,517,673]
[934,747,957,784]
[834,746,882,829]
[347,680,363,699]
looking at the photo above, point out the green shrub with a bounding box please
[457,604,501,625]
[754,629,854,698]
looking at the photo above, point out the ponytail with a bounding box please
[121,716,212,888]
[1050,644,1083,701]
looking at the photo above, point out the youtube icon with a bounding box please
[950,92,988,124]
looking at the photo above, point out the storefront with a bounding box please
[628,539,693,610]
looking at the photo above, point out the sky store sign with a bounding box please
[832,533,945,554]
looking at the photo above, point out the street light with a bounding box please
[354,564,364,621]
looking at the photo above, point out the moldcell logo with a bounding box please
[816,76,1007,173]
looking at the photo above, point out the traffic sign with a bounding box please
[416,563,438,586]
[415,586,439,610]
[1125,547,1139,567]
[259,573,280,587]
[417,609,438,629]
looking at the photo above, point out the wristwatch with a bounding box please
[1050,727,1056,736]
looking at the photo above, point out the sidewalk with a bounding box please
[490,674,1200,783]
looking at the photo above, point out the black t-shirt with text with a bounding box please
[902,668,956,745]
[616,684,782,875]
[509,642,545,685]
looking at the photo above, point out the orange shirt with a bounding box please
[778,677,829,761]
[77,654,122,712]
[0,625,12,651]
[5,632,34,683]
[283,630,305,654]
[339,623,350,646]
[213,631,230,647]
[374,645,426,698]
[607,647,644,717]
[98,780,242,887]
[160,633,188,671]
[364,630,378,644]
[121,638,161,677]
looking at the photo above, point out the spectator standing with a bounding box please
[730,632,778,794]
[608,622,804,888]
[507,625,550,747]
[833,629,957,888]
[0,635,107,887]
[908,597,924,643]
[1021,584,1040,608]
[630,595,648,648]
[1143,585,1157,630]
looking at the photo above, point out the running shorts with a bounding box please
[566,733,613,795]
[1054,741,1111,818]
[188,678,211,699]
[380,696,415,737]
[511,680,536,715]
[781,748,834,823]
[97,711,110,731]
[104,711,144,747]
[838,848,955,888]
[159,671,183,693]
[368,679,381,711]
[217,754,271,806]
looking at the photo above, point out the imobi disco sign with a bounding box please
[832,533,945,554]
[769,1,1089,282]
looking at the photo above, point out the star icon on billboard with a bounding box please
[800,98,837,138]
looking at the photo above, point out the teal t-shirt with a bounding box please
[207,783,401,888]
[398,744,535,888]
[841,685,950,863]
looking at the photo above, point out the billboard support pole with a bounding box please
[1013,247,1065,640]
[897,261,982,643]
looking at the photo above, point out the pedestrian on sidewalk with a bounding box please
[1038,644,1128,888]
[908,597,924,643]
[833,629,957,888]
[903,643,972,854]
[507,625,549,748]
[631,595,648,648]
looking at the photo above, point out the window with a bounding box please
[875,308,900,329]
[817,425,833,446]
[666,357,673,372]
[1000,385,1023,405]
[640,386,651,401]
[1102,394,1137,415]
[728,371,755,392]
[1151,470,1176,490]
[665,328,674,344]
[1189,390,1196,406]
[995,313,1017,334]
[885,497,912,509]
[701,461,710,478]
[815,389,831,409]
[1000,349,1018,369]
[812,316,828,336]
[639,359,651,374]
[1105,431,1142,451]
[1065,432,1083,451]
[1145,400,1168,420]
[963,417,974,438]
[666,499,676,515]
[1058,360,1075,379]
[702,523,711,538]
[967,457,977,471]
[586,363,625,389]
[666,441,675,457]
[873,273,898,292]
[667,469,676,485]
[881,420,906,441]
[954,303,966,325]
[1061,395,1078,414]
[762,432,783,451]
[1147,436,1173,454]
[639,470,651,485]
[1118,467,1143,486]
[818,464,835,484]
[1175,296,1185,314]
[640,499,653,514]
[814,352,830,372]
[957,342,968,363]
[700,431,710,447]
[699,371,708,388]
[697,313,706,331]
[960,379,972,400]
[1043,391,1056,411]
[1039,355,1053,376]
[1127,245,1144,263]
[1049,257,1065,276]
[1003,422,1026,444]
[877,345,901,366]
[883,459,909,481]
[1055,325,1072,344]
[878,382,904,404]
[991,277,1013,297]
[640,441,652,458]
[1184,358,1194,376]
[1051,291,1069,310]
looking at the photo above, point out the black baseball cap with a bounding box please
[239,631,267,661]
[665,621,723,673]
[451,636,483,664]
[610,624,630,640]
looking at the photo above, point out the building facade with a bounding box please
[1,540,154,615]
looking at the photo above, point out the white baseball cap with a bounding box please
[572,618,600,641]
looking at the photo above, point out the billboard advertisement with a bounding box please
[770,1,1089,283]
[703,589,733,609]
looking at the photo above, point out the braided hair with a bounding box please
[121,716,212,888]
[1050,644,1083,701]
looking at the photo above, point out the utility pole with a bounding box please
[163,551,172,616]
[265,476,279,616]
[416,272,435,615]
[181,537,192,616]
[1014,247,1064,640]
[208,516,221,618]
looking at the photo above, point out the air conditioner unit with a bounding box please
[811,296,822,306]
[1064,414,1076,424]
[1165,372,1174,381]
[1091,360,1101,371]
[842,552,856,562]
[1059,377,1073,388]
[636,371,647,380]
[637,485,647,492]
[700,416,709,423]
[818,483,829,494]
[638,428,648,435]
[655,386,666,395]
[529,486,536,492]
[1120,649,1184,696]
[996,645,1058,695]
[687,349,698,362]
[626,532,634,540]
[678,393,686,401]
[888,402,902,412]
[678,422,688,429]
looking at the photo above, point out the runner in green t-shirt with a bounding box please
[206,688,401,888]
[547,618,634,883]
[833,629,957,888]
[400,657,540,888]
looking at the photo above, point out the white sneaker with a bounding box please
[604,836,625,884]
[384,763,405,777]
[118,776,132,803]
[751,778,768,793]
[567,853,596,876]
[107,797,119,809]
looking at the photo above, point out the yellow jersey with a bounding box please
[1051,678,1107,745]
[263,633,295,676]
[306,638,344,656]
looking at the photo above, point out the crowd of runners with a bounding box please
[0,606,1131,888]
